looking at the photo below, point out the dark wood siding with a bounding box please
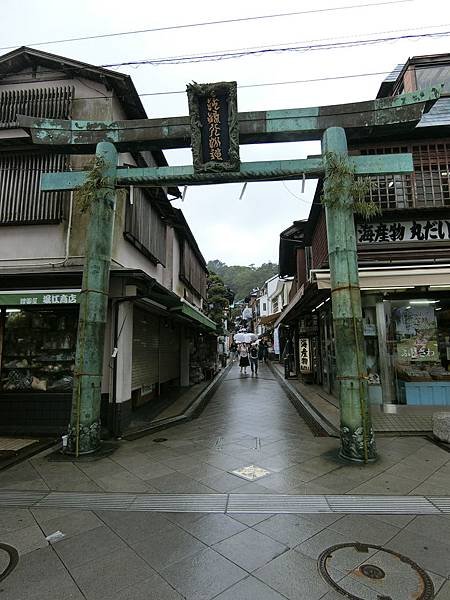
[0,153,69,224]
[124,188,167,265]
[180,239,207,299]
[311,211,328,269]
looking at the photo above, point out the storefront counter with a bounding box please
[398,380,450,405]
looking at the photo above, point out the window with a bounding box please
[415,65,450,94]
[359,142,450,209]
[0,153,69,224]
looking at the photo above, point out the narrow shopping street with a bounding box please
[1,362,450,599]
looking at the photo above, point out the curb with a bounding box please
[267,361,339,437]
[123,361,233,440]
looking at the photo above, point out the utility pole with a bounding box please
[67,142,118,455]
[322,127,376,463]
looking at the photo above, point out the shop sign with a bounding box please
[394,305,439,363]
[187,81,240,173]
[0,290,80,306]
[299,337,311,373]
[357,219,450,244]
[397,338,439,362]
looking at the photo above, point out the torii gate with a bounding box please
[19,85,441,462]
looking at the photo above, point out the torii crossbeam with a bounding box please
[18,85,441,461]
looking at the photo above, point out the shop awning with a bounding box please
[312,264,450,290]
[274,285,305,328]
[259,312,282,326]
[170,299,217,332]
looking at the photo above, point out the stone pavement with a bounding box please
[1,362,450,599]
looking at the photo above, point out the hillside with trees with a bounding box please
[207,260,279,301]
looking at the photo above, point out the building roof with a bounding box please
[376,53,450,129]
[0,46,146,119]
[0,46,181,191]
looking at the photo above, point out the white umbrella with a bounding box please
[243,333,257,343]
[234,333,246,343]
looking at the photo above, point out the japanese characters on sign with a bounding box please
[187,81,240,173]
[299,338,311,373]
[206,93,223,162]
[357,220,450,244]
[0,291,80,306]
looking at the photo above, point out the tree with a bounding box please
[206,272,233,334]
[206,260,279,300]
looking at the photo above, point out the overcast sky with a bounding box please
[2,0,449,265]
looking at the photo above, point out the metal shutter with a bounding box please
[159,322,180,383]
[131,308,159,390]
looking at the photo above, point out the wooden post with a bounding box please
[67,142,117,455]
[322,127,376,463]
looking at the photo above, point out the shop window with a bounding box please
[0,307,77,394]
[387,299,450,405]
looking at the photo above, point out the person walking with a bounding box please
[259,339,269,363]
[230,341,237,361]
[249,343,259,376]
[238,343,250,375]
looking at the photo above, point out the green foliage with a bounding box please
[207,260,279,301]
[321,151,381,219]
[206,272,230,334]
[74,156,108,213]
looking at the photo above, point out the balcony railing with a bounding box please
[360,142,450,210]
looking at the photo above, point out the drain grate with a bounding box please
[130,494,227,512]
[1,491,450,516]
[35,492,137,510]
[228,494,331,514]
[318,542,434,600]
[326,495,440,514]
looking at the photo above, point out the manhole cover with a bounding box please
[230,465,271,481]
[0,543,19,583]
[359,564,385,580]
[318,542,434,600]
[153,438,168,443]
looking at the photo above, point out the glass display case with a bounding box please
[0,307,78,394]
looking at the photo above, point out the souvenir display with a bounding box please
[1,308,77,394]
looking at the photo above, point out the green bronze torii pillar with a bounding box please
[68,142,117,455]
[322,127,375,462]
[19,85,440,460]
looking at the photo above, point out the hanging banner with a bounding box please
[187,81,240,173]
[273,326,280,356]
[299,337,312,373]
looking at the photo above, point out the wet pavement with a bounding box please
[1,362,450,599]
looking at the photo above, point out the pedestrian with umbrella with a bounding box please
[238,343,250,375]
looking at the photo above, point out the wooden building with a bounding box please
[0,47,216,435]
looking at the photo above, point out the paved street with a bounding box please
[1,362,450,599]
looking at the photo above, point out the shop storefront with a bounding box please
[362,295,450,406]
[0,289,80,433]
[314,265,450,406]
